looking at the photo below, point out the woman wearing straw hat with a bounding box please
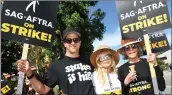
[117,39,165,95]
[90,45,122,95]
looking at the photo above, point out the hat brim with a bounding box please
[63,31,81,39]
[117,41,144,55]
[90,48,119,68]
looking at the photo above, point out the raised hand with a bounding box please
[147,53,157,66]
[124,71,137,86]
[17,60,33,76]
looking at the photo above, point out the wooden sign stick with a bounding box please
[16,43,29,94]
[143,34,159,94]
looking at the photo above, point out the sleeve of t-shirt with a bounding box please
[92,72,102,94]
[92,72,95,87]
[92,72,97,92]
[86,56,95,72]
[154,65,166,91]
[117,66,129,94]
[45,62,59,88]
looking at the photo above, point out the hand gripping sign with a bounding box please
[1,1,58,94]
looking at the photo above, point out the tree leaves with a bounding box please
[1,39,22,73]
[54,1,106,58]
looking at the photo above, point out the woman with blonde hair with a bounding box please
[90,45,122,95]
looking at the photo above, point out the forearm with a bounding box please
[154,65,163,77]
[154,65,166,91]
[118,68,129,94]
[29,76,50,94]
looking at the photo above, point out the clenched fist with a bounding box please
[147,53,157,66]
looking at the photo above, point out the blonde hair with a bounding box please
[95,49,117,85]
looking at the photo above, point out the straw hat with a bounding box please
[90,45,119,67]
[117,39,144,55]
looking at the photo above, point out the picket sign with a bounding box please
[143,34,159,94]
[16,43,29,94]
[2,1,58,94]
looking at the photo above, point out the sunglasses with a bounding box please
[123,44,137,51]
[98,54,112,62]
[64,38,80,44]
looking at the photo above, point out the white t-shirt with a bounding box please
[92,71,122,94]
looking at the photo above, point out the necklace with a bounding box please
[107,73,113,89]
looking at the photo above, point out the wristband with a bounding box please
[27,73,34,79]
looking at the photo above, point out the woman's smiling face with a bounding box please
[124,44,138,59]
[97,51,113,69]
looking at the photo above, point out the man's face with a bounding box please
[124,44,138,59]
[64,33,81,54]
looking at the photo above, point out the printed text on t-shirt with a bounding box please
[65,63,92,84]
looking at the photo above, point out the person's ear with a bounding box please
[64,43,67,48]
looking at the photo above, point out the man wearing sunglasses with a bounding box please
[17,27,95,95]
[117,39,165,95]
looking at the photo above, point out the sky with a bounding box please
[90,1,172,66]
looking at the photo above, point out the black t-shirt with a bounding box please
[45,56,95,95]
[1,79,15,95]
[118,59,165,95]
